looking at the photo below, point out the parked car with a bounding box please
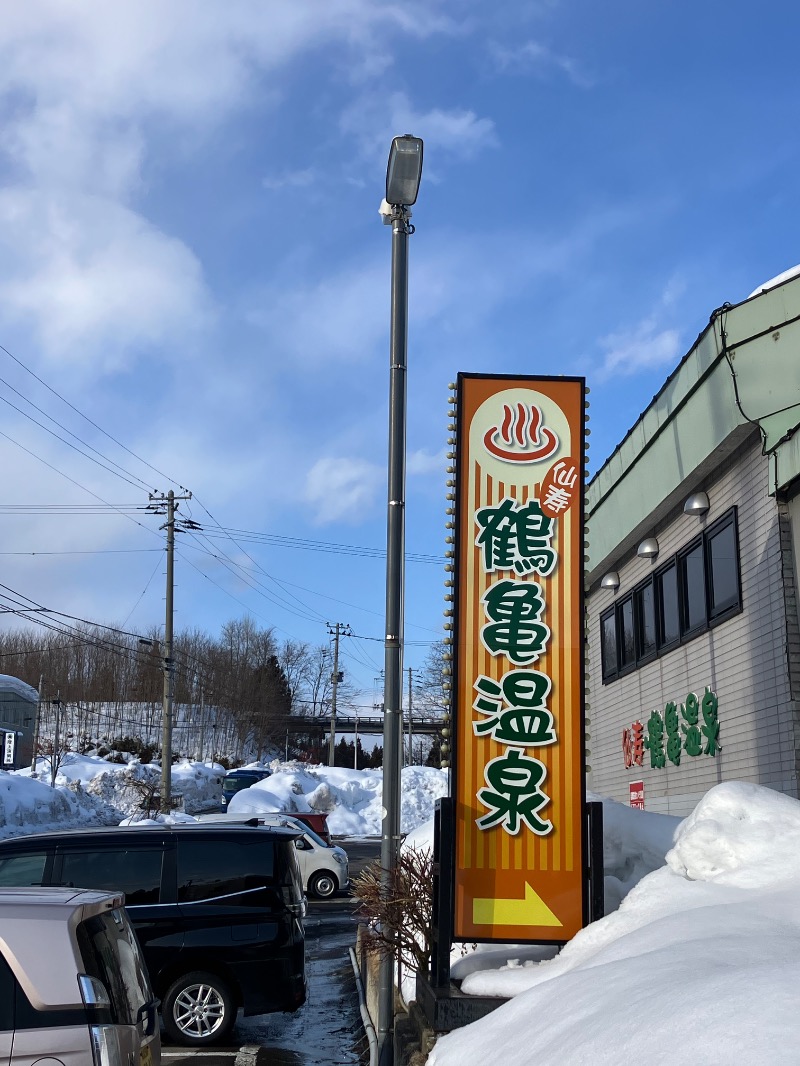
[0,885,160,1066]
[200,813,347,898]
[254,815,347,898]
[0,823,307,1047]
[220,767,272,810]
[289,811,332,845]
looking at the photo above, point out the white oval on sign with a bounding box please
[380,806,388,821]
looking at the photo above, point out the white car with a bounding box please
[259,815,349,899]
[198,813,349,899]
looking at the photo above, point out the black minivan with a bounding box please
[0,823,306,1047]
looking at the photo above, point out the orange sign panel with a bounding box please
[452,374,586,942]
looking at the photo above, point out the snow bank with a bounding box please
[428,782,800,1066]
[230,762,448,837]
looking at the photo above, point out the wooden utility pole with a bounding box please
[32,673,43,775]
[326,622,351,765]
[149,489,192,813]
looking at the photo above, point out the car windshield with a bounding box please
[295,824,330,849]
[224,775,264,795]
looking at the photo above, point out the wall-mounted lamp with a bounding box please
[637,537,659,560]
[683,491,710,517]
[600,571,620,590]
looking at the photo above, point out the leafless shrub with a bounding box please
[352,844,433,975]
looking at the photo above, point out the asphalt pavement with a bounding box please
[161,839,380,1066]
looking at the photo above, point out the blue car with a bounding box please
[221,767,272,810]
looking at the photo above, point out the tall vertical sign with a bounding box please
[452,374,586,942]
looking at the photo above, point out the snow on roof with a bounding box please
[0,675,39,703]
[747,263,800,299]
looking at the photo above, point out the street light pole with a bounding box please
[378,134,423,1066]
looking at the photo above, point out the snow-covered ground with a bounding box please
[426,782,800,1066]
[2,754,797,1063]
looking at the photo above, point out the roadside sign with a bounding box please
[629,781,645,809]
[451,374,586,943]
[2,732,16,768]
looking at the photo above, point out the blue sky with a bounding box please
[0,0,798,699]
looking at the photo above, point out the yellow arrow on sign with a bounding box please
[473,882,563,927]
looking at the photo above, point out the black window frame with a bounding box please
[705,508,741,621]
[678,535,707,637]
[634,575,658,665]
[655,559,681,651]
[600,506,742,684]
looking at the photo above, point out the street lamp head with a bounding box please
[386,134,424,207]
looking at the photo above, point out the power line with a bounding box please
[0,342,187,493]
[0,378,155,492]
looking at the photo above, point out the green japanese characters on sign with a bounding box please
[623,687,720,770]
[475,497,556,576]
[475,497,557,837]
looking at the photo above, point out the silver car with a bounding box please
[0,886,160,1066]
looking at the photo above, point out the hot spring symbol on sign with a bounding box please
[483,401,560,464]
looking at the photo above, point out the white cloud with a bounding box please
[598,322,682,380]
[247,260,387,366]
[262,168,316,192]
[408,448,446,476]
[0,189,211,368]
[597,280,687,380]
[0,2,461,367]
[489,39,594,88]
[304,456,384,525]
[340,91,497,165]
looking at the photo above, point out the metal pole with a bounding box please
[378,204,410,1066]
[161,490,175,814]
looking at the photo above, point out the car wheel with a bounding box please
[309,871,338,899]
[162,971,235,1046]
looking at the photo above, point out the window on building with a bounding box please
[600,610,617,680]
[706,511,740,619]
[599,506,741,683]
[656,561,680,647]
[618,596,636,670]
[635,578,657,660]
[680,539,707,633]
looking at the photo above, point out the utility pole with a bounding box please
[326,622,351,766]
[407,667,413,766]
[148,489,192,813]
[32,673,43,775]
[198,687,206,763]
[406,667,423,765]
[50,692,61,789]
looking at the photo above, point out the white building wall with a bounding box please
[587,433,799,816]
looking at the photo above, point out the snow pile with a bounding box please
[0,771,118,836]
[427,782,800,1066]
[591,790,680,911]
[22,754,225,820]
[229,762,448,836]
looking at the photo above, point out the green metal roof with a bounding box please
[586,272,800,579]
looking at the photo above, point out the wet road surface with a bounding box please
[162,840,378,1066]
